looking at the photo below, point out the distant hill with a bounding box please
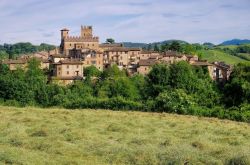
[220,39,250,46]
[121,42,147,48]
[121,40,188,48]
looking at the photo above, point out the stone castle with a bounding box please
[2,25,232,85]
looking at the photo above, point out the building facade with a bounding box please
[1,25,232,85]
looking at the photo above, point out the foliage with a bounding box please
[101,64,126,79]
[84,65,101,78]
[105,38,115,44]
[223,63,250,107]
[0,42,55,59]
[145,63,171,97]
[155,89,196,114]
[0,59,249,122]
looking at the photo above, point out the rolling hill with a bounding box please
[220,39,250,46]
[197,49,247,64]
[0,106,249,164]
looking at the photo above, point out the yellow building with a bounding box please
[60,26,100,55]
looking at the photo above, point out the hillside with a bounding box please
[198,49,248,64]
[0,106,249,165]
[220,39,250,46]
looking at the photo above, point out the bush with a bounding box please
[155,89,196,114]
[64,97,143,111]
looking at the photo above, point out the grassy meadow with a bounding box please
[0,106,250,165]
[198,49,247,64]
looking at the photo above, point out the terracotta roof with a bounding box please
[99,43,123,48]
[186,55,193,58]
[106,47,141,52]
[2,59,27,64]
[138,59,157,66]
[64,36,99,42]
[58,59,83,64]
[50,54,68,58]
[191,61,213,66]
[52,76,83,80]
[140,50,158,54]
[212,62,231,70]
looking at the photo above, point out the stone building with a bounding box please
[1,25,232,85]
[50,59,84,85]
[60,26,100,55]
[137,58,158,75]
[2,57,50,71]
[211,62,232,82]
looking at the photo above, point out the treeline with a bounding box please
[0,59,249,122]
[146,41,201,55]
[0,42,56,59]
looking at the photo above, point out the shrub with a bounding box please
[155,89,196,114]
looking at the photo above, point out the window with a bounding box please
[91,61,96,65]
[145,68,147,71]
[67,71,69,75]
[67,65,69,69]
[58,72,61,75]
[76,65,79,68]
[92,44,94,46]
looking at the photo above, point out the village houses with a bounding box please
[1,25,232,85]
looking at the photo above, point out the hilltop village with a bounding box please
[2,25,231,85]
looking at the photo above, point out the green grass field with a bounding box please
[198,49,248,64]
[0,106,250,165]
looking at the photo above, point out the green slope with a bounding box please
[0,106,250,165]
[198,49,248,65]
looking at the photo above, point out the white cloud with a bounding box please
[0,0,249,45]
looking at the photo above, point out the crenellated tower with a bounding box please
[81,25,93,38]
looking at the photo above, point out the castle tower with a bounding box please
[61,28,69,39]
[60,28,69,54]
[81,25,93,38]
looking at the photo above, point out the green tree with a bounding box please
[169,61,196,93]
[183,44,195,54]
[106,38,115,44]
[84,65,101,78]
[155,89,196,114]
[101,64,126,79]
[145,63,171,97]
[224,63,250,107]
[169,41,181,52]
[97,77,139,100]
[25,58,47,91]
[130,74,146,100]
[153,44,159,52]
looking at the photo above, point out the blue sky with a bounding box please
[0,0,250,45]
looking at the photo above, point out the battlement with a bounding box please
[81,25,93,38]
[64,36,99,42]
[81,25,92,30]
